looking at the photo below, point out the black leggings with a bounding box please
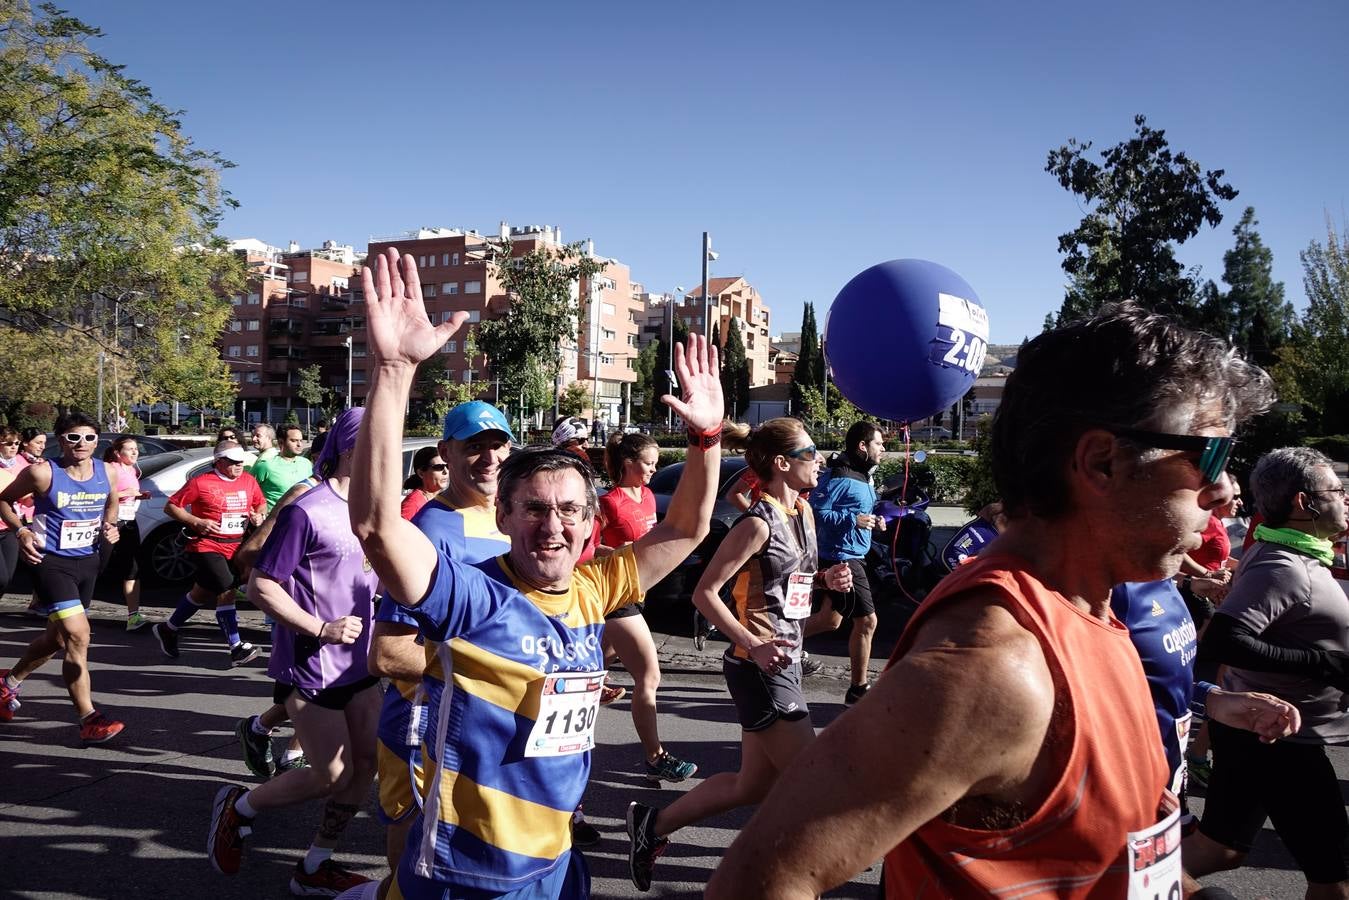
[0,530,17,594]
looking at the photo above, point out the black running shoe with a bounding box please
[153,623,180,659]
[626,801,667,892]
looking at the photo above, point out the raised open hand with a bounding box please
[360,247,467,367]
[662,333,723,435]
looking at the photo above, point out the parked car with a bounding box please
[638,457,749,608]
[42,432,178,462]
[135,438,443,585]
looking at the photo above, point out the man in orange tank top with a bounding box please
[707,304,1283,899]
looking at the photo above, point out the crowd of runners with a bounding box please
[2,246,1348,899]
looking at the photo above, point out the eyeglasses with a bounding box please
[1111,427,1235,485]
[62,433,98,445]
[0,441,17,447]
[1308,486,1347,497]
[784,444,818,462]
[512,500,588,525]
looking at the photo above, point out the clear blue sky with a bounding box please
[60,0,1348,344]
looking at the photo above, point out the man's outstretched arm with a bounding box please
[707,598,1055,899]
[349,247,466,607]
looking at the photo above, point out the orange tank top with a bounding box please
[883,552,1168,899]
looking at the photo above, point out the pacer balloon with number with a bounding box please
[823,259,988,423]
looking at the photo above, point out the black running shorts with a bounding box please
[817,557,875,619]
[274,675,381,711]
[722,651,809,732]
[190,551,238,594]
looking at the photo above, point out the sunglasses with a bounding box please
[63,433,99,445]
[1112,428,1235,485]
[785,444,818,462]
[427,463,449,472]
[0,441,17,447]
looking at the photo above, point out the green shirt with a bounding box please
[249,453,314,509]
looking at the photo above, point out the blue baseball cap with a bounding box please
[442,401,515,442]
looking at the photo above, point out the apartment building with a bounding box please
[223,238,359,424]
[682,276,774,387]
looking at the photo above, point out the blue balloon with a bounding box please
[823,259,988,423]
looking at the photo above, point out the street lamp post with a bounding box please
[668,286,684,430]
[344,336,353,409]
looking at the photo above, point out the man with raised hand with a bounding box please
[349,247,724,900]
[707,305,1275,900]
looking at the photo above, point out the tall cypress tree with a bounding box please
[792,302,821,411]
[722,319,750,418]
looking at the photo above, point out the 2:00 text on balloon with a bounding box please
[940,329,987,374]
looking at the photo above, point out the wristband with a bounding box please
[1191,680,1216,717]
[687,427,722,450]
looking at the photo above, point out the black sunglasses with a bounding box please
[1111,427,1235,485]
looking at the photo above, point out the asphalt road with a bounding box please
[0,560,1341,899]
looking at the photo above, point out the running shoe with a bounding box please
[844,683,870,706]
[207,784,253,875]
[626,801,667,892]
[289,859,370,896]
[126,612,150,632]
[571,808,601,848]
[645,751,698,784]
[600,683,626,705]
[230,642,260,667]
[0,670,20,720]
[800,652,823,678]
[1186,754,1212,789]
[693,610,712,652]
[153,622,180,659]
[235,716,274,778]
[79,711,125,745]
[276,753,309,773]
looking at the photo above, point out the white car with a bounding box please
[135,438,440,584]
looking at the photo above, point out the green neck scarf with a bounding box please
[1253,523,1335,566]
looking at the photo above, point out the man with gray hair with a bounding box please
[1184,446,1349,897]
[709,304,1280,899]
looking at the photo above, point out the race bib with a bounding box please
[525,671,604,758]
[782,571,815,620]
[219,512,248,536]
[60,518,100,550]
[1172,712,1193,795]
[1126,807,1182,900]
[117,498,140,522]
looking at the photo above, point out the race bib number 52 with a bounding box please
[525,671,604,758]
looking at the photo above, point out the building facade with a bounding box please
[683,276,773,387]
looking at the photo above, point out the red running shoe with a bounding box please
[79,711,124,745]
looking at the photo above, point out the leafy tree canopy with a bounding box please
[0,1,242,412]
[1046,115,1237,325]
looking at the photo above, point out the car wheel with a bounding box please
[141,525,194,586]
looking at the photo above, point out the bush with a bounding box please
[873,454,976,505]
[1306,434,1349,463]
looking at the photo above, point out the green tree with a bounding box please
[1046,115,1237,325]
[477,240,605,425]
[721,319,751,418]
[631,339,658,420]
[651,315,689,423]
[710,321,721,353]
[1198,207,1293,365]
[295,363,336,429]
[0,1,242,410]
[1283,216,1349,434]
[557,381,589,418]
[963,416,999,514]
[791,302,823,411]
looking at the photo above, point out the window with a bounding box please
[230,295,242,306]
[291,270,308,284]
[626,358,636,370]
[443,282,458,294]
[627,334,637,347]
[290,294,306,308]
[246,372,261,384]
[600,354,615,365]
[246,320,260,331]
[246,345,260,357]
[422,283,437,297]
[452,252,460,266]
[602,302,615,316]
[227,346,241,357]
[230,372,242,383]
[352,342,367,358]
[466,310,480,323]
[441,253,449,266]
[445,340,457,352]
[463,370,476,383]
[465,280,482,294]
[228,321,242,333]
[248,293,261,305]
[418,255,427,267]
[352,370,367,384]
[601,328,616,341]
[440,344,452,354]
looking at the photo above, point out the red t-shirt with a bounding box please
[401,489,431,522]
[169,470,264,559]
[1190,514,1231,571]
[599,486,657,548]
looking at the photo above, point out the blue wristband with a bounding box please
[1191,680,1217,717]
